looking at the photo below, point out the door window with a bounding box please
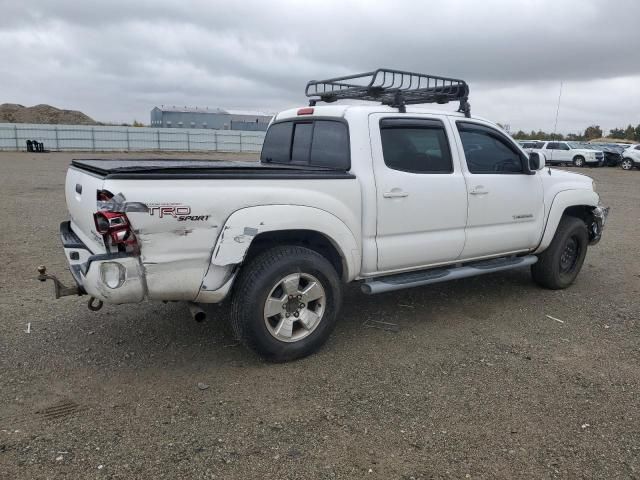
[379,118,453,173]
[457,123,526,174]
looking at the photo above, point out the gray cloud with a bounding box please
[1,0,639,133]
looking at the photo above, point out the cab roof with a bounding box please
[274,104,491,125]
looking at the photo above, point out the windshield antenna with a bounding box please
[549,80,563,175]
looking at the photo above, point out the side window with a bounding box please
[546,142,558,150]
[535,142,546,149]
[635,146,640,150]
[457,123,526,174]
[380,119,453,173]
[309,121,349,169]
[260,122,293,163]
[559,143,570,150]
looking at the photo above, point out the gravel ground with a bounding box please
[0,152,638,479]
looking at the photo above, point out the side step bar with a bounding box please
[361,255,538,295]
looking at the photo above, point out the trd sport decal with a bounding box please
[148,205,210,222]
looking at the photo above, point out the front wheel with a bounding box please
[531,216,588,290]
[573,156,585,167]
[621,158,634,170]
[230,246,342,362]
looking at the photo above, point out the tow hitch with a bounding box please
[36,265,103,311]
[37,265,82,298]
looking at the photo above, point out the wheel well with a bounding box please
[563,205,591,224]
[243,230,345,280]
[573,155,584,160]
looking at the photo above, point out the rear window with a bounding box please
[291,123,313,163]
[310,121,350,168]
[260,122,292,164]
[261,119,350,169]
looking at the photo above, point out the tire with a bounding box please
[621,158,633,170]
[531,216,588,290]
[572,156,585,167]
[230,246,342,362]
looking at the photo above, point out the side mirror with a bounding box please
[528,152,545,171]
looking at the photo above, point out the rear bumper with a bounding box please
[60,221,146,304]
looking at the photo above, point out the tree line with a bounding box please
[510,123,640,142]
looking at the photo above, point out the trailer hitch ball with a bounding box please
[37,265,47,281]
[36,265,81,298]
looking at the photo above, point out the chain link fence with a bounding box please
[0,123,265,153]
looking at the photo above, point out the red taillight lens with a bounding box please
[297,107,314,115]
[94,211,137,251]
[97,190,114,201]
[94,211,127,235]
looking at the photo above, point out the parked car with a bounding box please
[518,140,539,149]
[38,68,609,361]
[621,145,640,170]
[589,144,623,166]
[532,141,604,167]
[518,140,545,153]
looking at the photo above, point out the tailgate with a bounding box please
[65,167,107,254]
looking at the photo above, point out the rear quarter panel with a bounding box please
[102,177,362,301]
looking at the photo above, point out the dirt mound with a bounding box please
[0,103,97,125]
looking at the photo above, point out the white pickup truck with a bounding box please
[39,69,609,361]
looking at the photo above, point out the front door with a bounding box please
[370,114,468,272]
[453,120,544,259]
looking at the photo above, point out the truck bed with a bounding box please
[71,159,355,180]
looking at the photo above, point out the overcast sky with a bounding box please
[2,0,639,134]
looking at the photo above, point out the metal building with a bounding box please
[150,106,272,131]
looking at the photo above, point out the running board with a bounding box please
[361,255,538,295]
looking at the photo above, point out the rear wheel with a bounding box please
[230,246,342,362]
[532,216,588,290]
[621,158,633,170]
[573,156,585,167]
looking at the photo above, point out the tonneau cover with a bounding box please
[71,159,355,180]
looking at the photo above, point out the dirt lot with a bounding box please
[1,152,638,479]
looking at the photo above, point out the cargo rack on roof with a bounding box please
[305,68,471,117]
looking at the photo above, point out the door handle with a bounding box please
[383,190,409,198]
[469,186,489,195]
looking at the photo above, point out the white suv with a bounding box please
[534,141,604,167]
[621,145,640,170]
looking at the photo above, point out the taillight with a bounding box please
[297,107,314,115]
[94,211,138,252]
[97,190,114,202]
[94,211,126,234]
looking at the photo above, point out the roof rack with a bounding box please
[305,68,470,117]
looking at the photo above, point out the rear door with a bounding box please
[544,142,559,163]
[452,120,544,259]
[370,114,468,272]
[556,142,572,162]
